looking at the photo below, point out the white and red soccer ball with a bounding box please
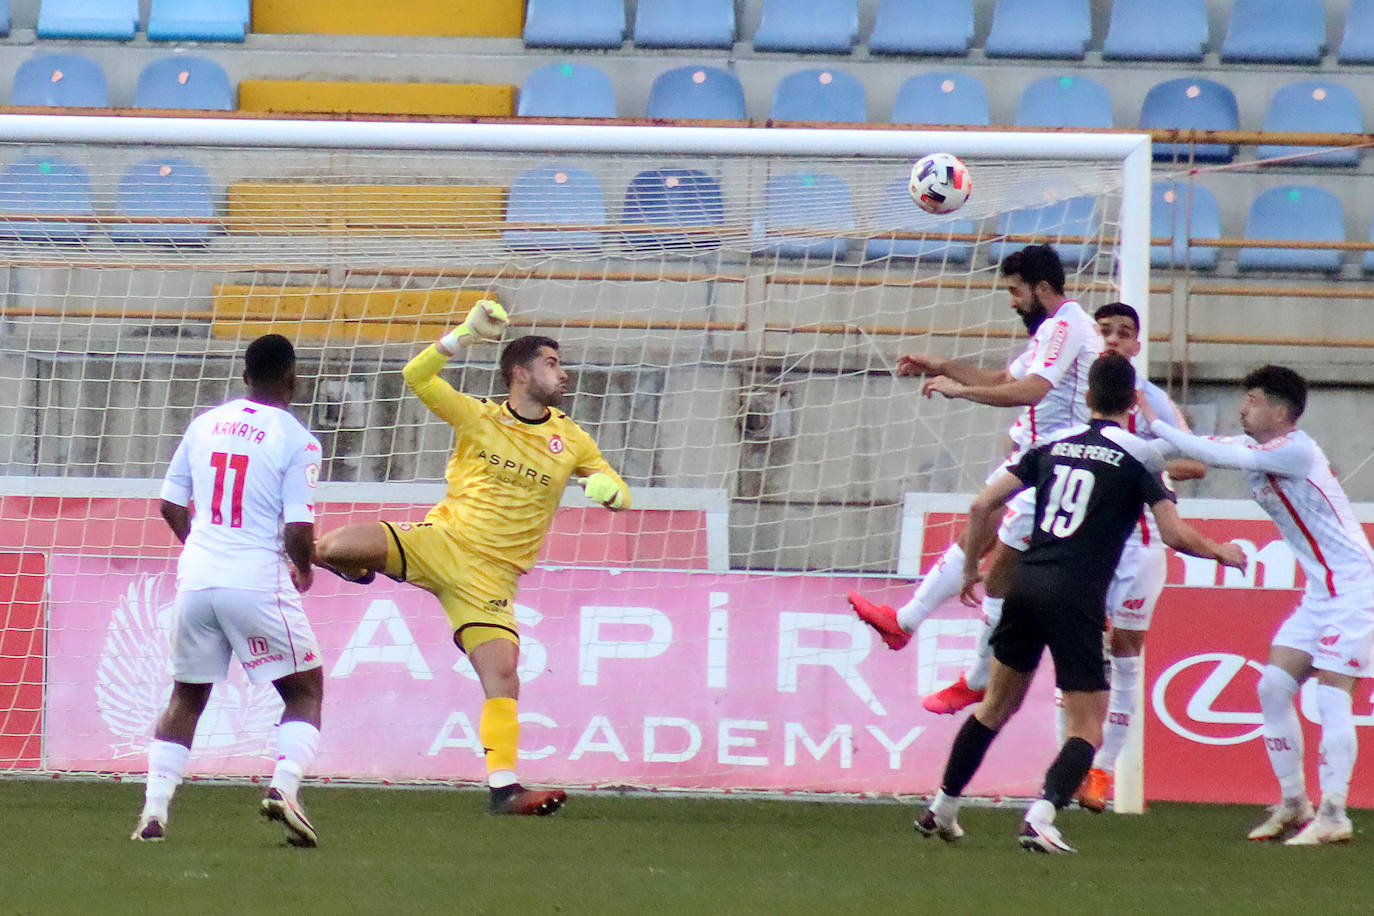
[908,153,971,215]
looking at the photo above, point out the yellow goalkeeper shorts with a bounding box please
[379,521,521,651]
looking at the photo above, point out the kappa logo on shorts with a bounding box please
[304,651,317,663]
[548,435,565,455]
[247,637,270,657]
[1319,633,1340,647]
[488,598,509,609]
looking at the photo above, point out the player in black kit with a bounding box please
[915,353,1246,853]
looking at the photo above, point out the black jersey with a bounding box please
[1009,418,1176,593]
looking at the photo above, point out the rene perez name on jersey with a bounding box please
[1048,440,1124,467]
[477,449,554,491]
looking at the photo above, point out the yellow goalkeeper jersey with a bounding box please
[401,345,631,573]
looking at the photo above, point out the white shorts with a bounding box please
[171,587,322,685]
[1105,544,1167,632]
[1272,588,1374,677]
[997,487,1036,551]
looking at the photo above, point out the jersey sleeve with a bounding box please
[1143,381,1191,433]
[1006,343,1034,381]
[1025,317,1091,387]
[401,344,485,432]
[159,436,192,506]
[1148,420,1316,478]
[1140,464,1177,507]
[281,433,322,525]
[1008,446,1043,485]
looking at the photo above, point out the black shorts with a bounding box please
[991,564,1109,692]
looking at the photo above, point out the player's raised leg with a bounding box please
[315,522,390,584]
[924,538,1021,714]
[1248,648,1314,840]
[260,667,324,847]
[132,679,212,841]
[850,539,969,651]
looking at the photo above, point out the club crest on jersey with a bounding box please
[548,435,565,455]
[305,464,319,488]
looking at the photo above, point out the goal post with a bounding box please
[0,116,1152,803]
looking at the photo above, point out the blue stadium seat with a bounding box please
[11,54,108,108]
[864,178,975,263]
[1139,78,1238,163]
[990,197,1098,267]
[1221,0,1325,64]
[753,0,858,53]
[1150,182,1220,270]
[1340,0,1374,63]
[518,63,616,118]
[621,168,725,253]
[754,172,854,259]
[0,156,93,243]
[1014,76,1112,129]
[985,0,1090,59]
[1238,186,1344,273]
[1257,82,1363,167]
[133,57,233,111]
[633,0,734,49]
[1103,0,1208,61]
[147,0,249,42]
[1363,217,1374,273]
[110,158,215,246]
[524,0,625,49]
[37,0,137,40]
[891,72,990,126]
[770,69,866,123]
[503,166,606,253]
[646,66,745,120]
[869,0,974,56]
[0,2,12,37]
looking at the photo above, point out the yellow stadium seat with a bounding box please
[237,79,515,117]
[253,0,524,38]
[212,285,490,342]
[225,183,507,235]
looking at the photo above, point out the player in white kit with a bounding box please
[131,334,325,848]
[848,244,1103,714]
[1142,365,1374,845]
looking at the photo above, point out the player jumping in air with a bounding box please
[917,354,1243,853]
[314,301,631,816]
[134,334,325,847]
[1141,365,1374,845]
[847,244,1102,714]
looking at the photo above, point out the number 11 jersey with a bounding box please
[160,398,322,591]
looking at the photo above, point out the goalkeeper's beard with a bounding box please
[529,380,566,408]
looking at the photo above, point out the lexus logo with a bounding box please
[1151,652,1266,746]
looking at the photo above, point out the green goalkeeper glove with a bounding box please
[439,299,508,354]
[582,473,626,510]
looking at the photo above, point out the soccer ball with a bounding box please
[908,153,971,215]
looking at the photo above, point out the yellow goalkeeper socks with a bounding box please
[480,697,520,788]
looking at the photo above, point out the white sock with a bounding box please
[142,739,190,820]
[1093,655,1142,772]
[1025,797,1055,825]
[270,720,320,798]
[931,788,960,821]
[963,597,1003,692]
[1256,665,1305,800]
[1315,683,1356,807]
[897,543,966,632]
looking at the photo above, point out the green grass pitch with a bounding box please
[3,780,1371,915]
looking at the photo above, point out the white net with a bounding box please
[0,123,1141,796]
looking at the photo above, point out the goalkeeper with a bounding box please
[315,301,631,816]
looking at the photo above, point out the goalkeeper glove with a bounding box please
[582,473,626,510]
[439,299,508,354]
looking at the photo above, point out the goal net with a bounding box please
[0,117,1150,801]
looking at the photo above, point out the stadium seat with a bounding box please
[11,54,108,108]
[646,67,746,121]
[869,0,974,56]
[1238,186,1344,273]
[770,69,866,124]
[754,172,854,259]
[985,0,1090,59]
[523,0,625,49]
[753,0,858,54]
[864,178,975,263]
[621,168,725,253]
[633,0,734,49]
[0,156,93,243]
[1014,75,1112,129]
[891,72,990,127]
[1150,182,1220,270]
[990,196,1098,267]
[1221,0,1325,64]
[503,165,606,252]
[0,2,12,37]
[517,63,616,118]
[1139,78,1238,164]
[1102,0,1208,60]
[110,158,215,246]
[1363,218,1374,273]
[37,0,137,40]
[147,0,250,42]
[1256,82,1363,167]
[1340,0,1374,63]
[133,57,234,111]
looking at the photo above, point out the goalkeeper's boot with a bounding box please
[1285,797,1352,846]
[1247,796,1315,841]
[261,788,319,847]
[490,784,567,816]
[922,674,985,715]
[1019,801,1075,854]
[1076,767,1112,814]
[130,815,166,842]
[847,591,910,651]
[914,809,964,843]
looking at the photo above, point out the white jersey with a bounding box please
[1006,299,1102,454]
[1123,378,1191,549]
[160,398,322,592]
[1151,422,1374,600]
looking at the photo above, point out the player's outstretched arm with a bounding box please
[923,373,1050,408]
[1151,500,1246,569]
[897,353,1010,387]
[159,499,191,544]
[961,470,1025,603]
[1148,418,1312,478]
[402,300,509,426]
